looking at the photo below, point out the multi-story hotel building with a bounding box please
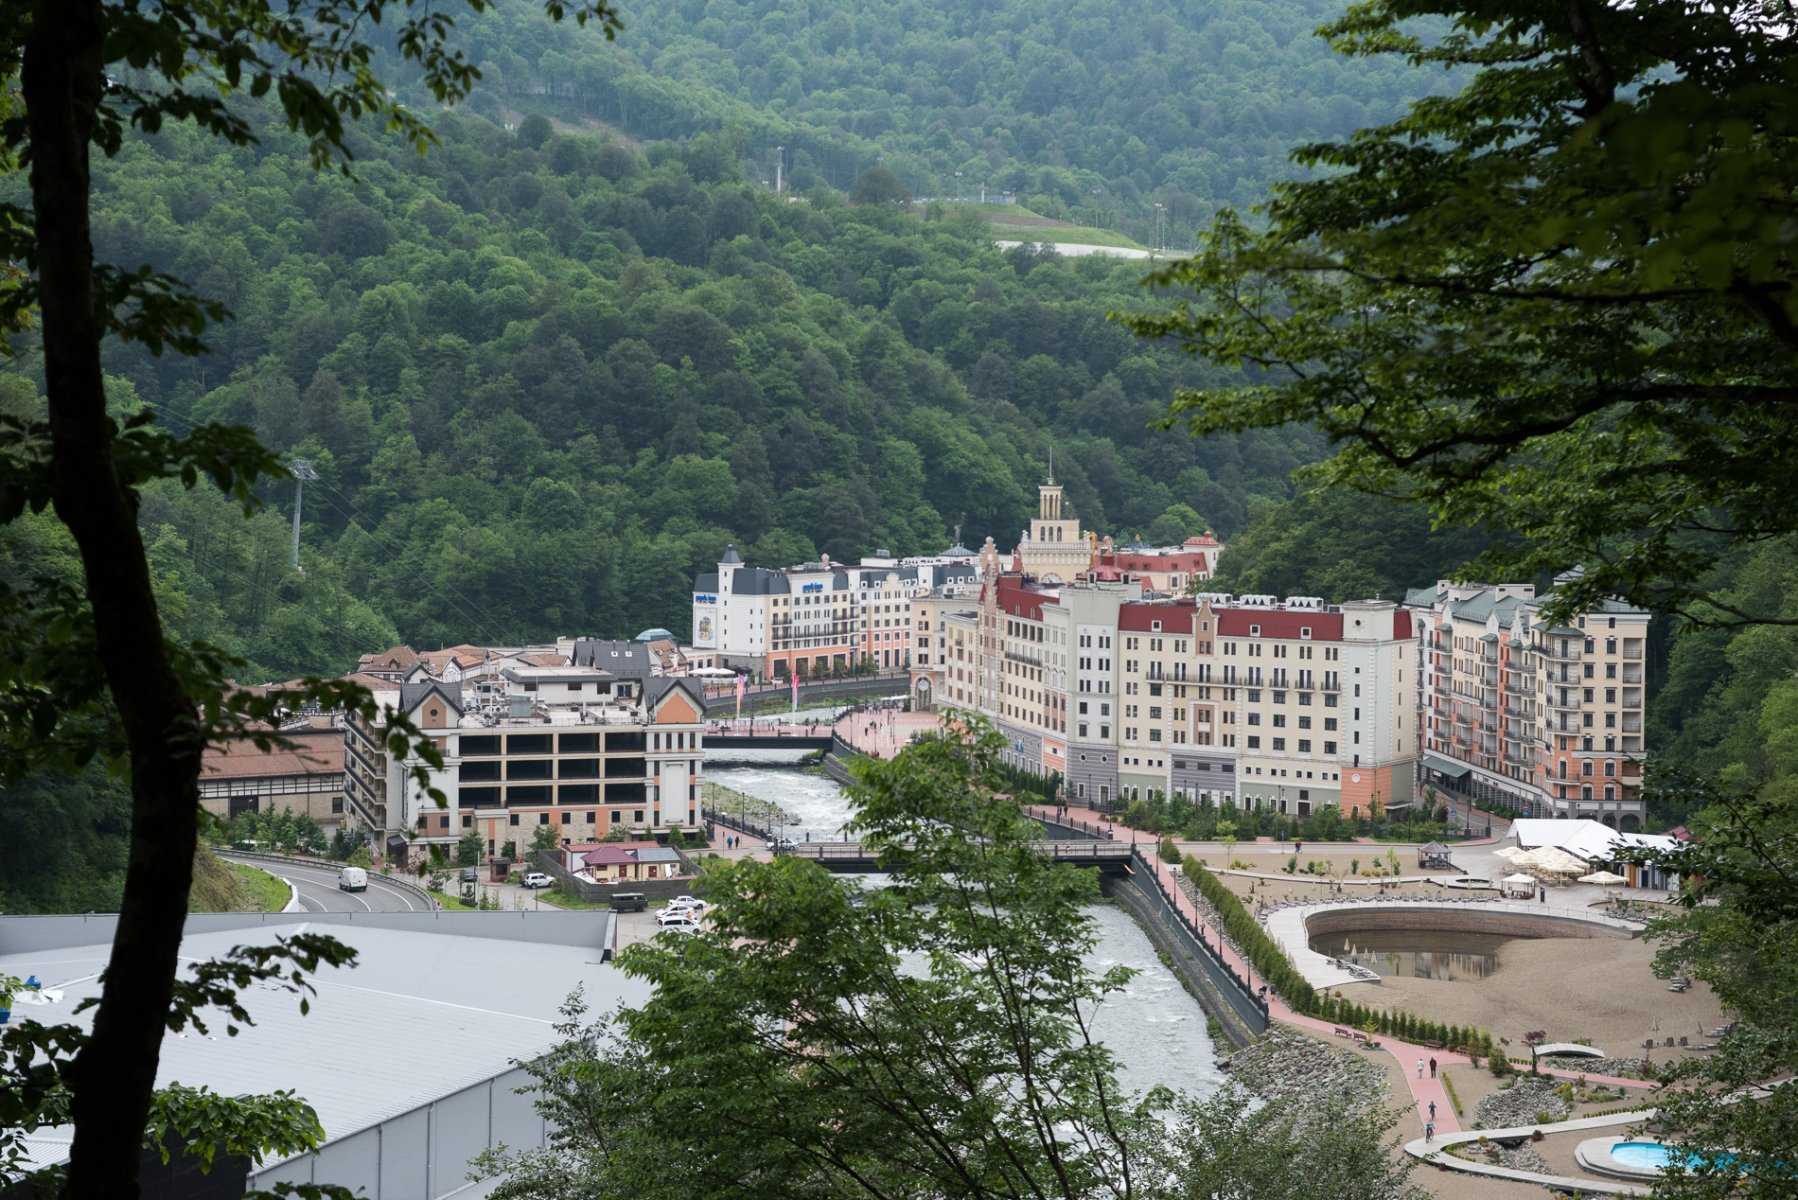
[1405,577,1649,829]
[342,662,706,866]
[926,567,1419,817]
[691,545,976,679]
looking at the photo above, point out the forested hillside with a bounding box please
[0,102,1316,681]
[409,0,1441,245]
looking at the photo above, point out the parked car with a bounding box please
[664,895,703,911]
[610,892,648,912]
[769,837,797,852]
[520,872,553,889]
[657,908,702,929]
[459,866,478,884]
[337,867,367,892]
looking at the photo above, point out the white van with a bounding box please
[338,867,368,892]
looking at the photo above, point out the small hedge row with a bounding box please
[1181,855,1496,1056]
[1182,855,1318,1012]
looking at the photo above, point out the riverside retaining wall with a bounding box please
[1104,865,1268,1047]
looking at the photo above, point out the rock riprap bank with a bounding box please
[1222,1028,1388,1116]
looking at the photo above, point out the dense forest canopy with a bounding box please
[0,97,1320,682]
[401,0,1446,247]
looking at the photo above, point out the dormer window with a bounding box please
[1300,627,1311,640]
[1249,624,1261,637]
[1151,621,1162,632]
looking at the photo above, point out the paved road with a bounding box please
[222,855,432,913]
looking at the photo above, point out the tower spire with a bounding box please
[1047,445,1054,485]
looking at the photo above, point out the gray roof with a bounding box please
[730,567,790,595]
[631,846,683,864]
[720,543,743,565]
[571,639,653,677]
[1,916,650,1170]
[399,678,463,715]
[646,676,703,708]
[694,571,719,593]
[1448,589,1527,628]
[1402,584,1439,609]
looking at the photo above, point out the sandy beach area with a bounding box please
[1337,933,1725,1064]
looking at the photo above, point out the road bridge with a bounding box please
[782,840,1134,873]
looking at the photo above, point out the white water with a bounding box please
[706,766,1223,1098]
[709,764,859,840]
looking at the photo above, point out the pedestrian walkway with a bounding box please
[1025,799,1657,1130]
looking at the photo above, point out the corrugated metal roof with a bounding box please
[1,922,651,1170]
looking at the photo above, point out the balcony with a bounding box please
[1621,715,1642,733]
[1622,664,1644,684]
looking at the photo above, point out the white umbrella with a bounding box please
[1578,870,1629,886]
[1517,847,1588,875]
[1493,845,1529,862]
[1502,872,1537,884]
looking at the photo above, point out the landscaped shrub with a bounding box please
[1182,855,1317,1013]
[1158,835,1180,864]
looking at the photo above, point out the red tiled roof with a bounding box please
[357,644,419,671]
[1393,609,1413,640]
[1215,610,1345,640]
[1118,602,1197,633]
[1101,550,1214,572]
[994,575,1057,621]
[202,728,344,780]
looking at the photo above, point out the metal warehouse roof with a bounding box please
[0,916,651,1171]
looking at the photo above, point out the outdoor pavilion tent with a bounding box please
[1501,873,1537,898]
[1517,846,1589,876]
[1578,871,1629,886]
[1493,845,1530,863]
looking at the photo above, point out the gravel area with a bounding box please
[1537,1054,1653,1080]
[1450,1138,1553,1174]
[1473,1076,1572,1128]
[1222,1027,1390,1117]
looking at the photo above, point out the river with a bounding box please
[707,764,1223,1099]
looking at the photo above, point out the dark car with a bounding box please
[460,866,478,884]
[610,892,648,912]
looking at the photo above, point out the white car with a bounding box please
[657,908,702,930]
[520,872,553,889]
[664,895,704,912]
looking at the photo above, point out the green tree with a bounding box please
[529,821,562,854]
[1126,0,1798,628]
[849,164,911,208]
[476,719,1423,1200]
[458,826,485,867]
[0,2,616,1196]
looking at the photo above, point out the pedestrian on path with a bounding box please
[1424,1121,1434,1143]
[1428,1100,1436,1122]
[1430,1057,1438,1078]
[1416,1057,1424,1079]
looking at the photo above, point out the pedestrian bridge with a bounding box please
[706,732,834,752]
[782,840,1134,873]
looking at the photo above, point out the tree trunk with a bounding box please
[23,4,204,1197]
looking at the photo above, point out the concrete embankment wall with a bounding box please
[1303,906,1631,941]
[1103,870,1267,1048]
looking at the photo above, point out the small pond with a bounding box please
[1308,928,1511,981]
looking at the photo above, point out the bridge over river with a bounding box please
[781,840,1134,873]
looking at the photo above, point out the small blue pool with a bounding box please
[1611,1142,1676,1171]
